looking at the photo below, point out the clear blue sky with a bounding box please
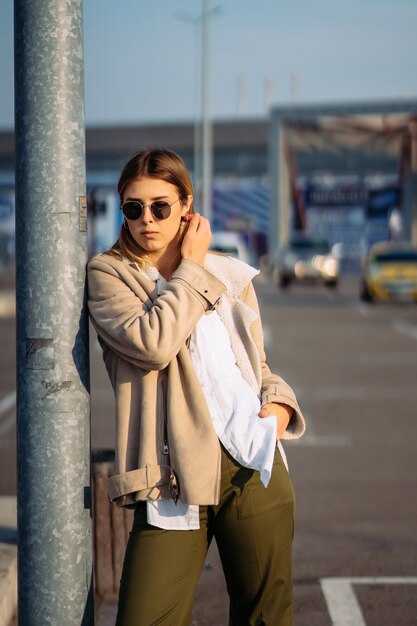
[1,0,416,129]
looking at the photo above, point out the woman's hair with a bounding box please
[108,147,194,265]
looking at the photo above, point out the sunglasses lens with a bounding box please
[122,201,142,220]
[121,200,173,221]
[151,201,171,220]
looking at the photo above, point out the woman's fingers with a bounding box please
[259,402,293,438]
[181,213,212,266]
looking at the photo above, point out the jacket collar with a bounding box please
[204,253,259,298]
[121,252,259,299]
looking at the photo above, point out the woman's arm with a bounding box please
[88,255,226,371]
[241,281,306,439]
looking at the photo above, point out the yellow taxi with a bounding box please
[360,241,417,302]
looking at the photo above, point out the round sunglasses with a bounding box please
[121,198,180,221]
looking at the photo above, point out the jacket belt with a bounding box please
[108,464,174,502]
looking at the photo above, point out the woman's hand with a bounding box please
[259,402,293,439]
[181,213,212,266]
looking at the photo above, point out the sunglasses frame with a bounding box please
[120,197,181,221]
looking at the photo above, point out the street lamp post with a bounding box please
[175,1,219,222]
[14,0,93,623]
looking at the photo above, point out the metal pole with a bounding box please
[14,1,93,624]
[201,0,213,222]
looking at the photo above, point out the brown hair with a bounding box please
[108,148,194,266]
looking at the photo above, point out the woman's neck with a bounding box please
[152,250,181,280]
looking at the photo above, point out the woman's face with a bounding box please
[122,176,192,265]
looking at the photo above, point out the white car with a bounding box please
[210,232,250,264]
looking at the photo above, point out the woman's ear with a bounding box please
[184,194,193,213]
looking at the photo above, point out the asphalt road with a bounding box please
[1,274,417,625]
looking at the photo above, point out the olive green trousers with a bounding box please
[116,444,295,626]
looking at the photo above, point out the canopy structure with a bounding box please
[269,101,417,257]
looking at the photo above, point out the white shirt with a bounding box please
[143,267,286,530]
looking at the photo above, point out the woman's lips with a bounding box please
[141,231,158,238]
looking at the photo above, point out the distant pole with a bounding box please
[193,21,202,210]
[264,75,273,114]
[268,113,291,262]
[236,74,246,116]
[410,122,417,245]
[201,0,213,222]
[290,71,300,105]
[14,0,93,624]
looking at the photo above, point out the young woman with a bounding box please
[88,148,305,626]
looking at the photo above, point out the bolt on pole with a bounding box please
[14,0,93,624]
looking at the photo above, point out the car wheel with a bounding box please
[279,275,291,289]
[360,281,373,302]
[324,280,338,288]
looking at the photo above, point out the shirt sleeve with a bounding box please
[240,281,306,440]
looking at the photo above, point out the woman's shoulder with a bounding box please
[87,251,146,289]
[88,250,132,273]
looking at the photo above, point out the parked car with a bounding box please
[210,232,250,263]
[273,235,340,288]
[360,241,417,302]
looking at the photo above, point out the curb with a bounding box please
[0,545,17,626]
[0,497,17,626]
[0,292,15,319]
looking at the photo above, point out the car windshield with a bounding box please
[374,251,417,263]
[290,240,330,254]
[210,244,240,258]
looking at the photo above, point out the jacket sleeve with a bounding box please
[242,281,306,440]
[87,255,226,371]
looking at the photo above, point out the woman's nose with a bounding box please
[141,205,154,223]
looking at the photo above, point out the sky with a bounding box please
[1,0,417,130]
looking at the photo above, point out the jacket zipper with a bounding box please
[162,373,169,457]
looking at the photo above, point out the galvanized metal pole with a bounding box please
[14,1,93,624]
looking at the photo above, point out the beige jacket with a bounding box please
[87,252,305,507]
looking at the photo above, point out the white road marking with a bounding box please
[354,304,370,317]
[262,323,272,350]
[320,577,417,626]
[392,319,417,342]
[286,434,351,447]
[282,406,351,447]
[299,386,417,401]
[359,351,417,365]
[0,391,17,436]
[321,578,365,626]
[0,391,16,417]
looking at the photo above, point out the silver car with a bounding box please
[273,236,340,288]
